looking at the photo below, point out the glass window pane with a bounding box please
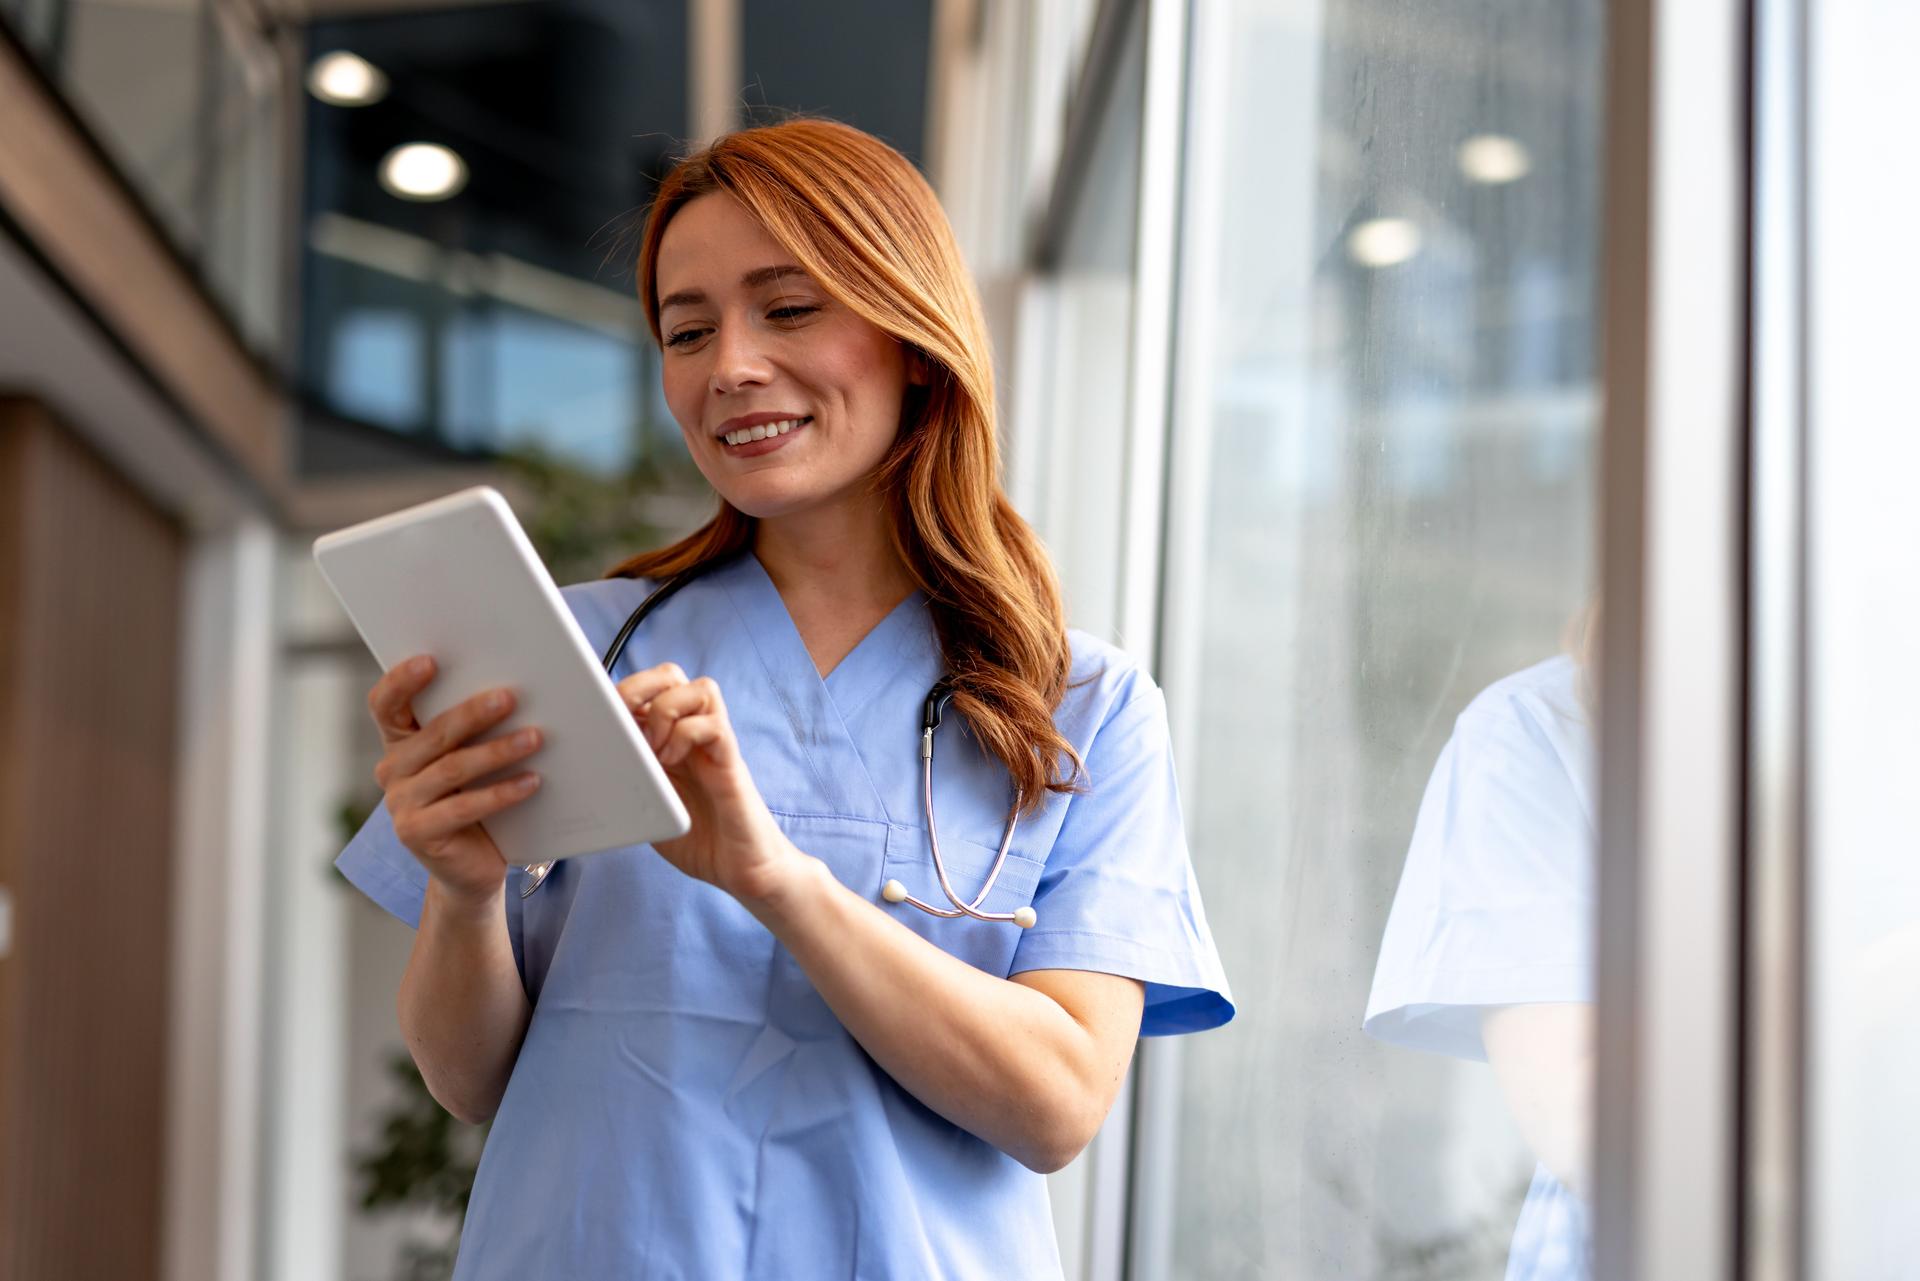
[1805,5,1920,1276]
[202,21,284,352]
[58,0,205,252]
[1150,1,1604,1275]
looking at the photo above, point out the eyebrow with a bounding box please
[657,265,812,313]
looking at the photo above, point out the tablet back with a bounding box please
[313,486,690,866]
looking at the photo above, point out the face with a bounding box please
[654,193,923,521]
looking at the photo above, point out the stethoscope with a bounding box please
[519,559,1036,929]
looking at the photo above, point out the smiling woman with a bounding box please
[331,117,1233,1281]
[612,120,1082,811]
[652,196,917,521]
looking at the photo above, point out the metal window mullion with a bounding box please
[1743,0,1810,1272]
[1592,0,1750,1278]
[687,0,742,146]
[1117,0,1213,1278]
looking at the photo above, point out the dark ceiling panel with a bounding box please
[740,0,932,169]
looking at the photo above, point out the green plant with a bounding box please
[352,1053,487,1281]
[498,441,699,585]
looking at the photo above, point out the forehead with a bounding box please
[655,194,794,292]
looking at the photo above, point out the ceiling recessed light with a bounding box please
[1457,133,1532,185]
[1347,217,1422,268]
[379,143,468,202]
[307,51,387,107]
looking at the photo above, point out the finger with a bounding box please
[656,711,735,769]
[380,686,518,786]
[637,677,720,751]
[652,678,730,761]
[616,663,690,712]
[367,655,435,741]
[392,725,543,812]
[393,772,542,849]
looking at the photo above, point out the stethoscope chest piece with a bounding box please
[521,861,555,898]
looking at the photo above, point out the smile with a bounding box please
[720,416,810,453]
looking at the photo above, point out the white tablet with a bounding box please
[313,486,690,867]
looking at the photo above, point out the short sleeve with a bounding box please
[1362,671,1595,1061]
[335,798,527,984]
[1009,685,1234,1036]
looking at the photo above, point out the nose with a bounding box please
[708,319,772,397]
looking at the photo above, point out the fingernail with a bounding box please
[515,773,540,791]
[487,690,510,711]
[515,728,540,750]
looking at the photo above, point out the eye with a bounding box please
[664,326,710,349]
[768,305,820,323]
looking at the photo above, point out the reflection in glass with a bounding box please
[1366,618,1598,1279]
[1151,0,1601,1275]
[1021,0,1144,640]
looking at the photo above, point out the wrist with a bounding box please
[732,841,832,927]
[426,874,505,928]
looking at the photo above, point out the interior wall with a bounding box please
[0,396,185,1281]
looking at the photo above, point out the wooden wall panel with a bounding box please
[0,397,183,1281]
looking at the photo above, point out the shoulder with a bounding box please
[1454,654,1585,743]
[1057,629,1164,749]
[557,575,655,621]
[1446,654,1592,792]
[559,576,657,608]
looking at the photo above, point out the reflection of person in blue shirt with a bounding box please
[333,119,1232,1280]
[1364,649,1596,1280]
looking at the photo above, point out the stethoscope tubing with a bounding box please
[518,560,1033,928]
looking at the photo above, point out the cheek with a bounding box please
[660,360,704,434]
[832,340,910,428]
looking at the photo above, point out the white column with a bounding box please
[162,516,278,1281]
[260,548,365,1281]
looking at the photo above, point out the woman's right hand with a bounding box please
[366,654,545,910]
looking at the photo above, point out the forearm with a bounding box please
[744,853,1129,1173]
[398,878,532,1124]
[1482,1003,1594,1199]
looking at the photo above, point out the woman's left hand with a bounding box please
[616,663,801,901]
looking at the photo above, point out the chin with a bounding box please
[713,479,821,522]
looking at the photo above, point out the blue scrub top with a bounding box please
[337,553,1233,1281]
[1362,655,1596,1281]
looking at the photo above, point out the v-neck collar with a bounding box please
[714,553,937,824]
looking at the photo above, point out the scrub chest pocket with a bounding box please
[768,812,1044,984]
[878,825,1044,977]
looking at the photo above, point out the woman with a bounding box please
[337,118,1232,1280]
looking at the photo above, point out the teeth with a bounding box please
[722,417,807,446]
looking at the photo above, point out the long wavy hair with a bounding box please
[606,118,1081,813]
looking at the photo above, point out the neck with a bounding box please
[752,492,915,611]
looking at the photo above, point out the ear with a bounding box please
[904,344,934,387]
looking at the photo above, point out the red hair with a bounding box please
[606,119,1081,812]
